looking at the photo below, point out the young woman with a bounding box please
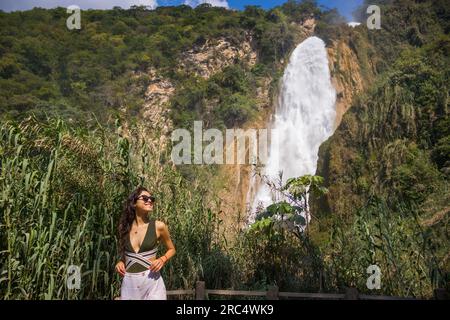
[115,186,176,300]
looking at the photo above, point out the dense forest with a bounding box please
[0,1,324,126]
[0,0,448,299]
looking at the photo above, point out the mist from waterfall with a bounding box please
[248,36,336,223]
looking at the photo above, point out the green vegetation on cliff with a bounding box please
[314,0,449,296]
[0,3,321,127]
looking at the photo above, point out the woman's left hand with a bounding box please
[149,258,165,272]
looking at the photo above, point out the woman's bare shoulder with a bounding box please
[155,219,167,231]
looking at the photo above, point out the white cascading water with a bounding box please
[248,36,336,223]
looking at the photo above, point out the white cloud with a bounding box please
[127,0,158,9]
[347,22,361,28]
[184,0,229,9]
[0,1,158,12]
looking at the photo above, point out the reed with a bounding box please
[0,115,225,299]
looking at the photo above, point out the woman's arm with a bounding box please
[115,244,126,276]
[149,220,176,272]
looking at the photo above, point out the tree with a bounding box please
[251,174,328,238]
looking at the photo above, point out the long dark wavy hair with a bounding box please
[118,186,150,260]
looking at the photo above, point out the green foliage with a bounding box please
[280,0,321,23]
[313,0,449,298]
[0,2,327,129]
[216,93,257,128]
[389,144,441,204]
[327,198,446,297]
[322,34,449,211]
[2,0,447,299]
[237,174,329,292]
[251,175,328,239]
[283,175,328,199]
[431,136,450,170]
[170,63,260,129]
[231,225,325,292]
[0,116,225,299]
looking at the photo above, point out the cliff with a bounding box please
[312,0,449,292]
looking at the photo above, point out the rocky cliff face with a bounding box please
[327,39,364,129]
[142,68,175,150]
[136,33,259,153]
[179,33,257,79]
[311,26,383,220]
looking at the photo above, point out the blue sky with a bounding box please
[0,0,363,21]
[228,0,363,20]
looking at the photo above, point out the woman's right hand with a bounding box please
[115,261,126,276]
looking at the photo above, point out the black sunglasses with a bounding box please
[137,195,156,203]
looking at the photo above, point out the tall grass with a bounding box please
[326,197,446,297]
[0,115,311,300]
[0,115,225,299]
[2,115,444,299]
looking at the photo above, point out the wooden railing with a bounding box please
[166,282,449,300]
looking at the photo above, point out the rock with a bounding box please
[178,32,257,79]
[327,40,364,129]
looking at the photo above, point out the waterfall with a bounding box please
[248,36,336,223]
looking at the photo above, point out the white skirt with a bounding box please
[120,269,167,300]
